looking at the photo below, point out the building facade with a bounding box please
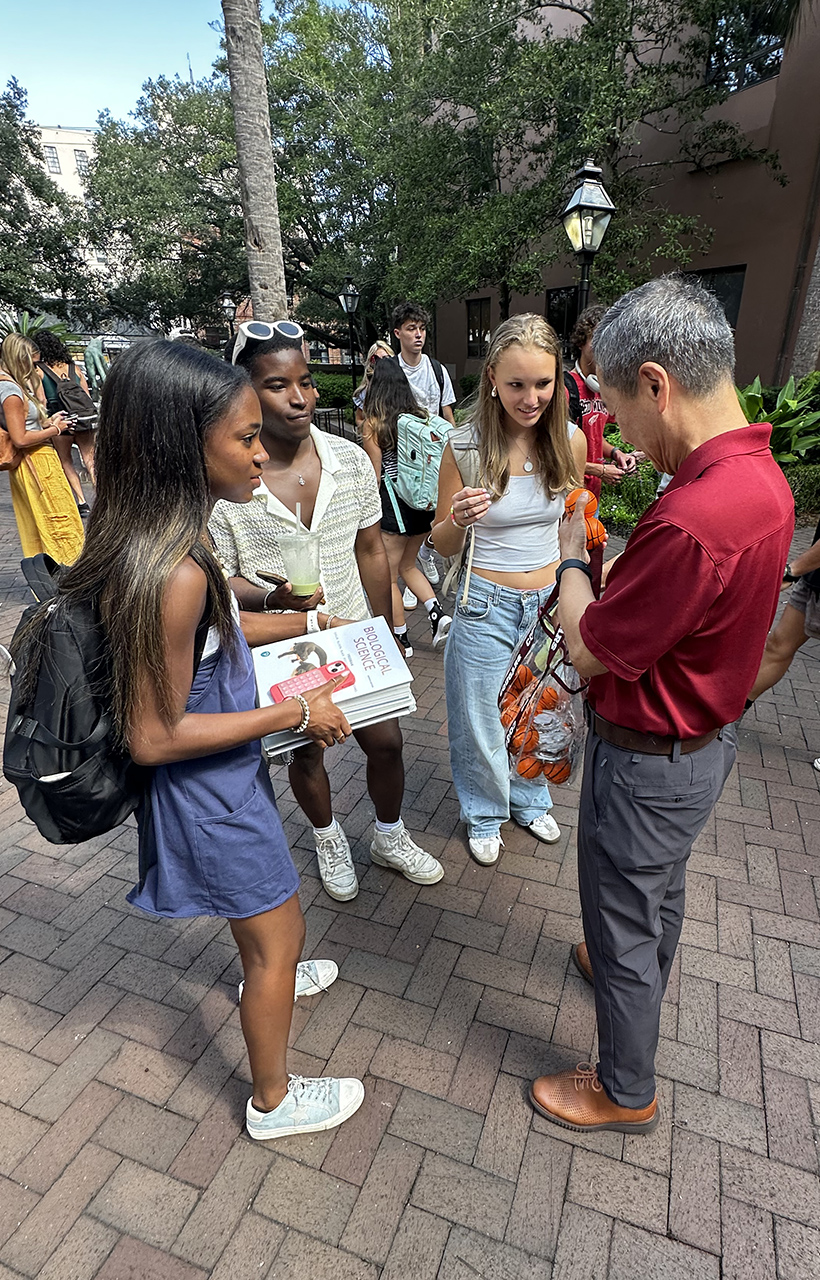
[435,22,820,392]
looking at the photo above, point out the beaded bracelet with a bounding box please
[292,694,311,733]
[449,504,465,528]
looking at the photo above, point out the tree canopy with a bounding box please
[0,79,95,320]
[78,0,800,334]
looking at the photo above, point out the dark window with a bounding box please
[43,145,61,174]
[467,298,491,358]
[546,286,579,360]
[308,342,330,364]
[74,149,89,175]
[689,265,747,329]
[706,17,784,93]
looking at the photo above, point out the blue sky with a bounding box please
[1,0,226,128]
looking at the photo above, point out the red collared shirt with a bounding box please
[580,424,795,737]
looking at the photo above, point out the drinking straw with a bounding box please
[296,502,302,532]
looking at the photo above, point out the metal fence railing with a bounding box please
[314,407,357,441]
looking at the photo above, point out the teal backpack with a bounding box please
[383,411,451,532]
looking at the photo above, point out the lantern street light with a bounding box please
[561,159,616,315]
[220,292,236,343]
[338,276,360,396]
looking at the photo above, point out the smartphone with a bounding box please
[257,570,288,587]
[269,659,355,703]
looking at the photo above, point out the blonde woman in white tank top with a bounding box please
[430,315,587,865]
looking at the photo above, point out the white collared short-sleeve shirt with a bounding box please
[209,426,382,621]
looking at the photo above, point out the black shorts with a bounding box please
[379,481,435,536]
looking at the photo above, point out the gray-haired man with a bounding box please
[529,275,794,1135]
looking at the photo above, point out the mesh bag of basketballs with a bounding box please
[498,592,589,787]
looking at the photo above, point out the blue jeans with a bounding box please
[444,574,554,838]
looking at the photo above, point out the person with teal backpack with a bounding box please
[360,358,452,656]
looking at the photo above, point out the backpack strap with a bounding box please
[20,554,63,603]
[429,357,445,395]
[448,423,483,489]
[381,474,407,534]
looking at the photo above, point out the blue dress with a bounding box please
[127,628,299,920]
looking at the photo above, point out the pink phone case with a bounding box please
[269,660,355,703]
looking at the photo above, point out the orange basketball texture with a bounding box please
[543,758,572,784]
[516,756,544,778]
[535,686,560,715]
[511,723,539,754]
[565,487,598,518]
[585,516,607,550]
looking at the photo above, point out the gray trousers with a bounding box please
[577,721,737,1107]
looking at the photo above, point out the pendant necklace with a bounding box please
[296,473,306,486]
[513,439,534,472]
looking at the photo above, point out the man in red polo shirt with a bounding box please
[529,275,794,1135]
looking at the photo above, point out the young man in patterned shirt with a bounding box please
[210,329,444,902]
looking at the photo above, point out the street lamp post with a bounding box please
[561,160,616,315]
[338,276,360,396]
[220,292,236,344]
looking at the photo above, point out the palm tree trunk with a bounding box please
[221,0,287,319]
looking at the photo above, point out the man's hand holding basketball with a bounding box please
[559,491,591,564]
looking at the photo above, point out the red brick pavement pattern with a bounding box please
[0,482,818,1277]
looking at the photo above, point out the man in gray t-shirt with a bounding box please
[392,301,456,426]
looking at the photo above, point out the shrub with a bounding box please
[598,461,659,532]
[459,373,480,400]
[782,463,820,517]
[737,376,820,463]
[310,368,355,410]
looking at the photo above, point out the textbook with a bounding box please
[252,616,415,757]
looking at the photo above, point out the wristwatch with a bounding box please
[783,563,801,584]
[555,558,593,587]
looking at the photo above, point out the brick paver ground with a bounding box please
[0,481,818,1279]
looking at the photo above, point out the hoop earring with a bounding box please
[490,386,497,398]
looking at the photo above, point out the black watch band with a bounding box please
[783,563,800,583]
[555,558,593,588]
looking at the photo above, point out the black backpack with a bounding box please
[3,556,147,843]
[38,362,98,429]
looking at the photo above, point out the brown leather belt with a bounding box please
[591,712,720,758]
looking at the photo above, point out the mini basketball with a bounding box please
[516,755,544,778]
[542,758,572,784]
[535,686,560,715]
[565,487,598,518]
[585,515,607,550]
[511,722,539,754]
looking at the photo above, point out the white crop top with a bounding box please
[470,476,565,572]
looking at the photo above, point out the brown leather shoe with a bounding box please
[529,1063,659,1134]
[572,940,594,985]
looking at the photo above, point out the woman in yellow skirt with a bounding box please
[0,334,84,564]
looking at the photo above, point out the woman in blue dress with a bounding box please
[56,341,364,1142]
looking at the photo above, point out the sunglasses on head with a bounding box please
[231,319,305,365]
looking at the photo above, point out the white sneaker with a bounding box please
[238,958,339,1005]
[315,823,359,901]
[246,1074,364,1141]
[528,813,561,843]
[814,758,820,772]
[418,552,439,584]
[402,587,418,609]
[469,835,504,865]
[370,820,444,884]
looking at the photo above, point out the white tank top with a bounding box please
[470,476,565,572]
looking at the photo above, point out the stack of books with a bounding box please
[252,615,416,758]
